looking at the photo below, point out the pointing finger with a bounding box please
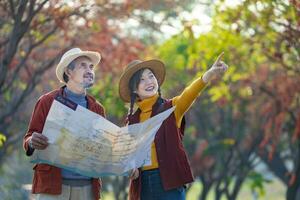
[214,52,224,64]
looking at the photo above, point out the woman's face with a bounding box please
[136,68,159,100]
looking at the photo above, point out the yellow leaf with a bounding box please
[0,133,7,147]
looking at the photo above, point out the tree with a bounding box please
[0,0,82,163]
[0,0,200,198]
[151,0,299,198]
[212,0,299,199]
[153,26,268,200]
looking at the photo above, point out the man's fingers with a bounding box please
[30,139,48,149]
[31,133,48,146]
[34,143,48,149]
[214,52,224,64]
[32,132,48,143]
[32,137,48,146]
[36,138,48,145]
[32,136,48,145]
[34,133,48,141]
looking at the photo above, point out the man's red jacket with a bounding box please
[23,86,105,200]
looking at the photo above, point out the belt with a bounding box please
[142,167,159,172]
[62,179,92,187]
[141,168,159,176]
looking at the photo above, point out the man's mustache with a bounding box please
[83,72,94,79]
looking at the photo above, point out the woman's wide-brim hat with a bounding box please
[56,48,101,83]
[119,59,165,103]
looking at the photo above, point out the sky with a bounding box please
[118,0,243,41]
[164,0,243,37]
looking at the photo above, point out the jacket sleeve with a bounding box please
[23,95,52,156]
[172,76,207,127]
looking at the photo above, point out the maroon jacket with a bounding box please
[23,86,105,200]
[128,98,194,200]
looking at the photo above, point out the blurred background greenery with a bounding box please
[0,0,299,199]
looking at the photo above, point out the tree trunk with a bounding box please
[229,176,245,200]
[286,142,300,200]
[199,181,212,200]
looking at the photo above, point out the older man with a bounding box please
[23,48,105,200]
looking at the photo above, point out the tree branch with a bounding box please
[0,0,49,91]
[15,0,29,22]
[0,54,60,123]
[8,0,16,20]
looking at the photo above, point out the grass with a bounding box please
[186,179,285,200]
[101,178,285,200]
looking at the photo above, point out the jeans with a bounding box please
[141,169,186,200]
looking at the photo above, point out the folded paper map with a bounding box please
[31,96,174,177]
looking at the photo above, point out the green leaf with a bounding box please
[0,133,7,147]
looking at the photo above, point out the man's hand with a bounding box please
[202,52,228,83]
[129,168,139,180]
[29,132,49,150]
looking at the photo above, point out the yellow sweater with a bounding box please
[137,76,207,170]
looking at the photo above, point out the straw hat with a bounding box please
[119,59,165,102]
[56,48,101,83]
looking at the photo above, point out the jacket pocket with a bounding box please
[33,163,57,192]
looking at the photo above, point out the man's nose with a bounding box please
[86,67,93,73]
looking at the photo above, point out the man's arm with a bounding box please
[23,96,50,156]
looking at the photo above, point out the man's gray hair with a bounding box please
[63,60,77,83]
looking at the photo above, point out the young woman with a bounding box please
[118,53,228,200]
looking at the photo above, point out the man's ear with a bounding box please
[65,68,71,76]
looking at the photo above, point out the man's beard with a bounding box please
[82,72,94,89]
[82,82,94,89]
